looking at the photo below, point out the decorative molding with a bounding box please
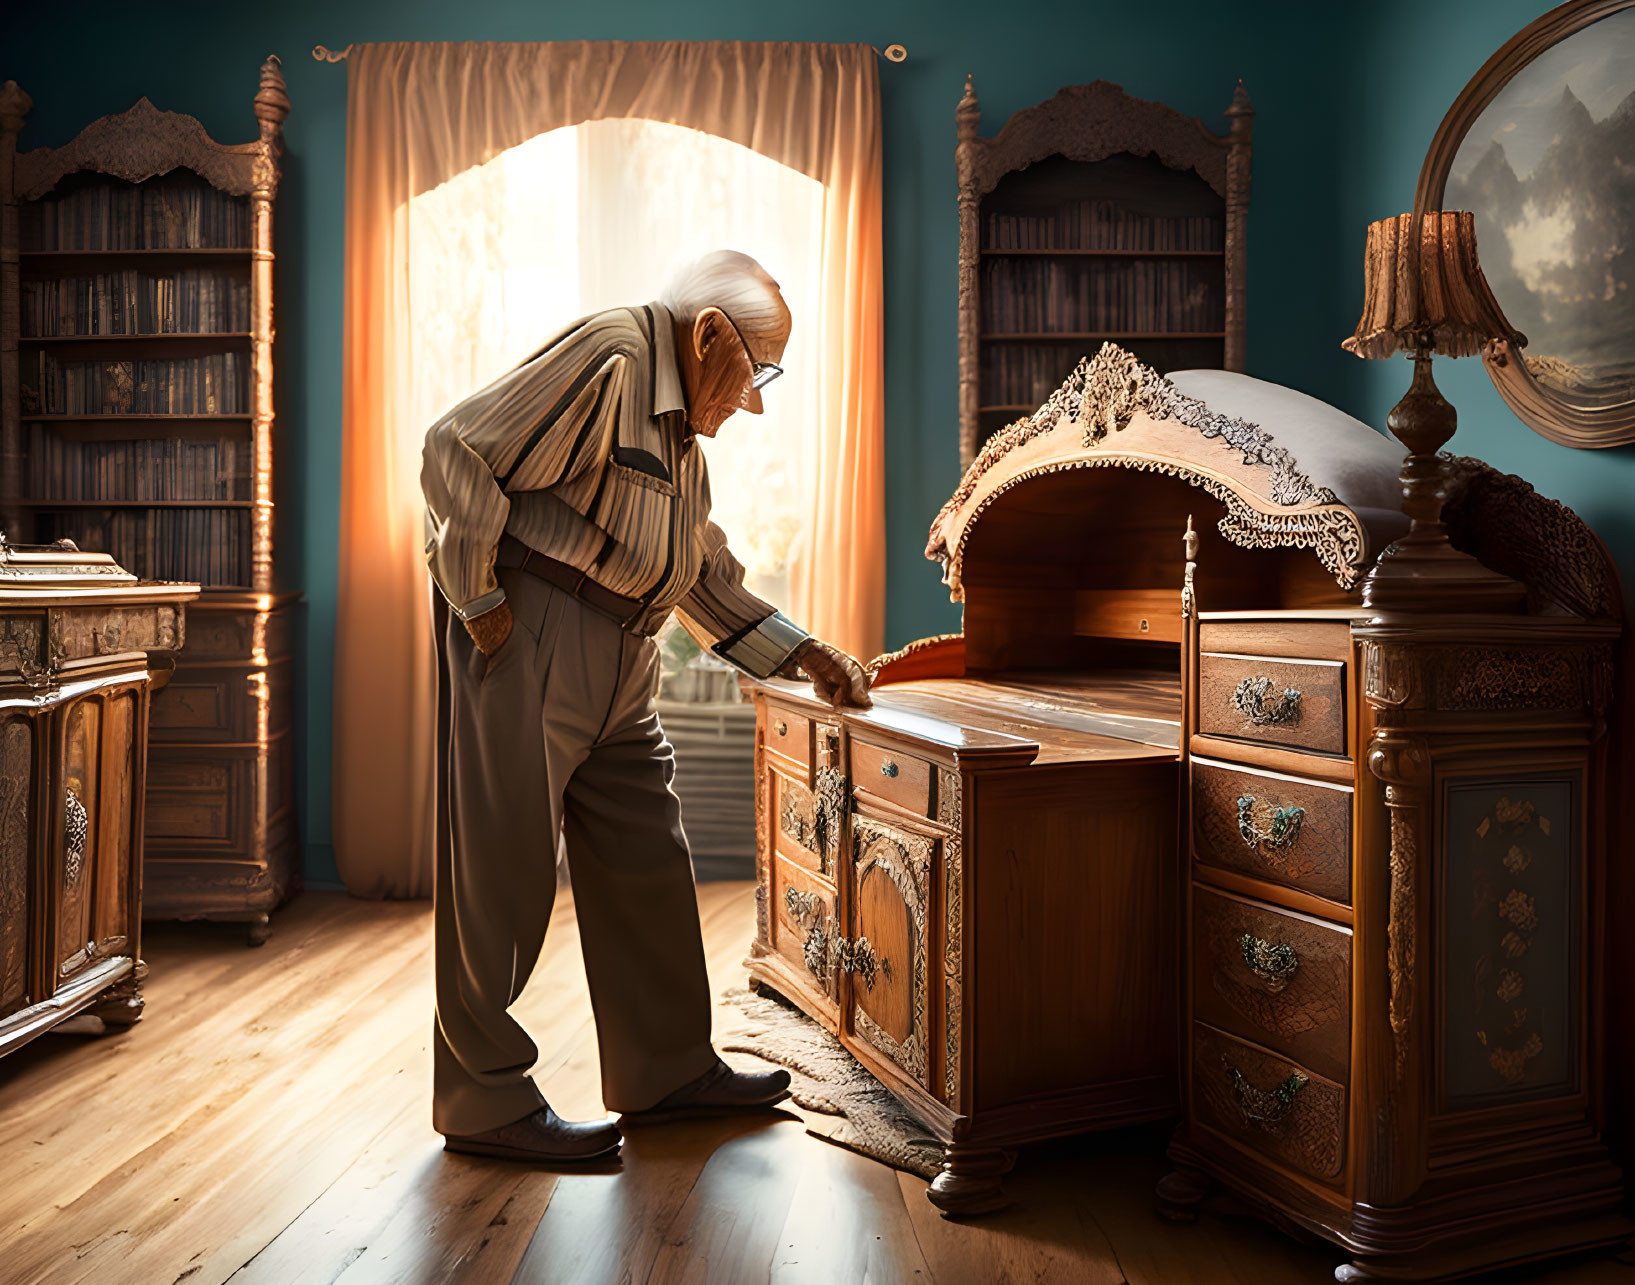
[929,345,1370,600]
[1442,456,1623,620]
[944,831,963,1104]
[1367,732,1431,1080]
[17,96,264,200]
[864,632,963,681]
[1433,647,1586,712]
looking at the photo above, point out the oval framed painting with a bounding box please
[1417,0,1635,448]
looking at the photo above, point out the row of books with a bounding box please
[22,269,252,336]
[984,205,1223,252]
[33,508,250,587]
[980,338,1219,407]
[22,353,250,416]
[24,425,247,502]
[981,258,1224,334]
[21,173,251,251]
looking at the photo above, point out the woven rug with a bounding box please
[717,988,943,1179]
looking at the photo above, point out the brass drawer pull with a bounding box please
[1232,676,1302,726]
[1240,933,1300,991]
[1227,1064,1308,1128]
[775,720,788,736]
[880,760,899,778]
[1236,795,1305,849]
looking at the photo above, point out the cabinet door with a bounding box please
[845,809,934,1092]
[0,718,33,1019]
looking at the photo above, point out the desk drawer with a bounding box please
[1194,1023,1346,1184]
[1193,886,1351,1082]
[764,704,811,771]
[850,739,932,817]
[1192,759,1352,904]
[1198,653,1346,755]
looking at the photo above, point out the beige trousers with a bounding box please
[431,565,716,1136]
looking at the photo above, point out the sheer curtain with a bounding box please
[333,42,885,897]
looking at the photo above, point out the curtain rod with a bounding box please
[311,42,907,62]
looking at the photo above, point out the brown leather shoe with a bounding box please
[621,1059,792,1125]
[443,1104,622,1163]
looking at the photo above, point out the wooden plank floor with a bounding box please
[1,884,1629,1285]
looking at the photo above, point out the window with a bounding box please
[406,118,826,610]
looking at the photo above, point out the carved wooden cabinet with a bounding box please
[751,678,1179,1216]
[0,546,196,1057]
[0,63,300,944]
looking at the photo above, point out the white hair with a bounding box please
[660,250,789,347]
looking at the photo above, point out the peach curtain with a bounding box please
[334,42,885,896]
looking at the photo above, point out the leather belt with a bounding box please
[496,536,663,636]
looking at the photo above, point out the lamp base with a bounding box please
[1360,532,1526,614]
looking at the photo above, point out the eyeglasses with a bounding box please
[720,312,784,391]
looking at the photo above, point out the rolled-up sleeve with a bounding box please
[674,521,810,680]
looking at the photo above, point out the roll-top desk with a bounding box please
[0,539,196,1058]
[746,345,1629,1279]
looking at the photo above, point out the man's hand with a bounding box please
[779,638,872,709]
[465,602,514,657]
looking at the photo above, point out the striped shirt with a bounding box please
[421,302,808,677]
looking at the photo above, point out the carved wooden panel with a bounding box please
[0,615,47,685]
[771,853,840,1004]
[850,739,932,818]
[180,612,256,661]
[1198,653,1346,755]
[144,757,236,845]
[849,811,933,1091]
[0,719,32,1017]
[93,692,136,954]
[939,768,963,1105]
[57,698,100,980]
[1441,775,1580,1107]
[48,603,182,667]
[1192,760,1352,904]
[1192,887,1352,1082]
[1194,1022,1346,1183]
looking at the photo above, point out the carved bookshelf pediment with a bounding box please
[16,92,267,200]
[964,79,1248,199]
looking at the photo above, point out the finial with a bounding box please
[254,54,291,126]
[0,80,34,134]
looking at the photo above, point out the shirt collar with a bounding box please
[645,302,688,421]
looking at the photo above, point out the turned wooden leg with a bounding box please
[246,915,272,947]
[927,1144,1015,1217]
[1155,1164,1212,1223]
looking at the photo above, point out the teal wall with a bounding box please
[5,2,1624,885]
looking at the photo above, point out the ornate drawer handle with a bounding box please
[1237,796,1305,849]
[1227,1064,1308,1128]
[880,760,899,778]
[775,720,788,736]
[836,935,882,990]
[1232,676,1302,726]
[785,886,820,924]
[1239,933,1300,991]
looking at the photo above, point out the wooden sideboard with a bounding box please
[0,550,196,1057]
[746,346,1631,1277]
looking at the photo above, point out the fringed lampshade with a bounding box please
[1343,212,1522,361]
[1341,211,1526,613]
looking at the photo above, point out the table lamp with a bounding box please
[1343,211,1527,612]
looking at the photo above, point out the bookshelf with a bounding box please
[0,59,299,945]
[956,78,1253,468]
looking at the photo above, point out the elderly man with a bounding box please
[421,250,870,1164]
